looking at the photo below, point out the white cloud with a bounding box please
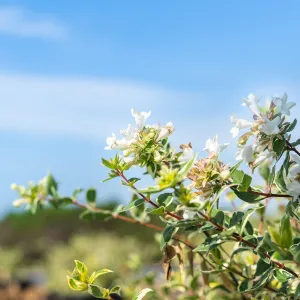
[0,73,203,141]
[0,72,298,154]
[0,6,66,39]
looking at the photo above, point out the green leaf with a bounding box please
[86,188,97,206]
[229,211,244,227]
[110,285,121,295]
[213,211,225,226]
[286,119,297,132]
[291,138,300,147]
[101,158,115,169]
[267,165,276,188]
[240,207,259,235]
[279,214,293,248]
[88,284,110,298]
[132,288,153,300]
[45,173,58,196]
[232,187,264,203]
[274,269,293,282]
[74,260,88,280]
[238,268,273,293]
[231,169,244,184]
[137,185,167,194]
[157,193,173,207]
[176,156,196,182]
[79,210,112,221]
[254,258,270,277]
[295,282,300,299]
[230,247,252,262]
[174,218,203,228]
[72,188,83,198]
[258,162,270,182]
[231,169,252,192]
[230,161,243,174]
[146,206,165,215]
[30,197,39,214]
[238,174,252,192]
[273,138,286,160]
[193,236,226,253]
[52,197,73,208]
[268,226,281,245]
[88,269,113,284]
[67,277,88,291]
[118,198,144,212]
[160,225,178,250]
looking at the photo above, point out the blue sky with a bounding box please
[1,1,300,215]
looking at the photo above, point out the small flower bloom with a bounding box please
[284,154,300,197]
[131,109,151,128]
[230,127,240,138]
[230,116,254,138]
[252,151,275,169]
[260,116,281,135]
[242,93,261,117]
[286,181,300,197]
[123,156,136,165]
[203,136,229,155]
[180,143,195,162]
[120,124,136,140]
[105,133,118,150]
[157,122,175,140]
[273,93,296,116]
[236,145,254,163]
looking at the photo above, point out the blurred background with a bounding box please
[0,0,300,299]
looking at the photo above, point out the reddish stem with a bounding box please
[117,171,299,278]
[286,140,300,157]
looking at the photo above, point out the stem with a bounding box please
[231,186,292,198]
[197,211,299,278]
[117,171,299,278]
[117,170,184,221]
[70,197,280,295]
[286,140,300,157]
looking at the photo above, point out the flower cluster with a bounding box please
[11,177,48,209]
[187,136,230,199]
[105,109,176,173]
[230,93,296,169]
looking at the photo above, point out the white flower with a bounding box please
[13,198,27,207]
[157,122,175,140]
[10,183,18,190]
[260,116,281,135]
[231,116,254,129]
[203,136,229,155]
[273,93,296,116]
[181,145,195,162]
[230,116,254,138]
[289,153,300,177]
[252,151,275,168]
[183,209,197,219]
[120,124,136,139]
[230,127,240,138]
[242,93,261,116]
[131,109,151,128]
[285,153,300,196]
[123,156,136,165]
[236,145,254,163]
[105,133,118,150]
[105,132,134,150]
[286,181,300,197]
